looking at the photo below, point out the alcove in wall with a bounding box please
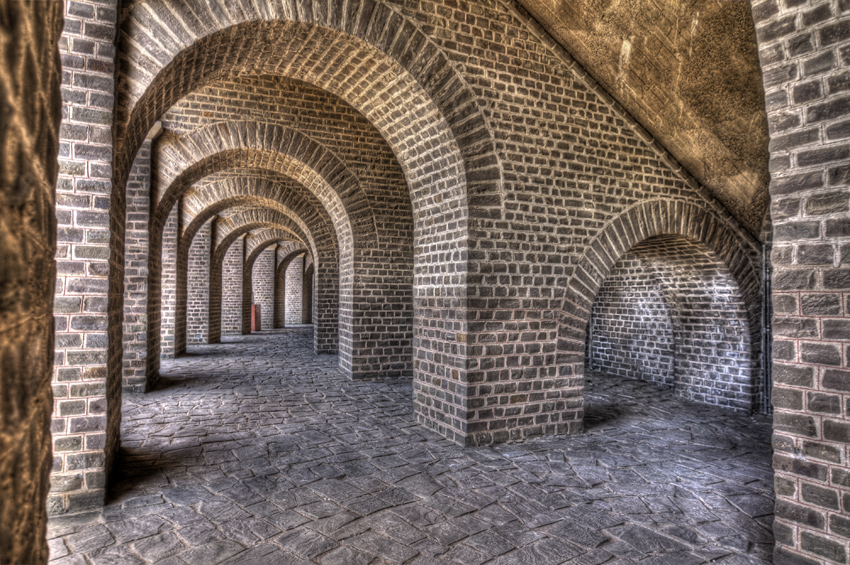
[586,235,753,411]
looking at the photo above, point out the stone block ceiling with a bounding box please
[516,0,771,236]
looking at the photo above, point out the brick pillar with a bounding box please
[121,141,150,392]
[751,1,850,563]
[51,0,119,515]
[0,1,63,561]
[187,220,212,344]
[286,254,305,325]
[222,236,244,337]
[160,204,178,358]
[252,247,275,331]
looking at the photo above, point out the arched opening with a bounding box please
[586,235,753,411]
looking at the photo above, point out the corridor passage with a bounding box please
[47,329,774,564]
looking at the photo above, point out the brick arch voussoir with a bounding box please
[116,5,503,223]
[180,173,336,247]
[152,125,366,245]
[180,193,331,270]
[557,200,762,360]
[245,232,299,272]
[276,248,309,281]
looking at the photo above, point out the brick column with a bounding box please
[221,236,244,337]
[160,204,178,357]
[121,141,150,392]
[252,247,275,331]
[286,254,305,325]
[51,0,118,515]
[187,219,212,344]
[303,262,314,325]
[752,1,850,563]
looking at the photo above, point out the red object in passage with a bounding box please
[251,304,262,332]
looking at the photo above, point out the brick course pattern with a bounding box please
[186,220,211,344]
[588,235,754,411]
[48,0,794,517]
[0,1,63,562]
[274,243,308,328]
[750,0,850,562]
[220,235,244,338]
[112,5,495,444]
[285,253,305,325]
[52,0,119,516]
[121,142,150,392]
[109,0,765,445]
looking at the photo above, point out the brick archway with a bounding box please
[209,222,311,344]
[274,247,310,329]
[242,235,300,335]
[557,200,764,423]
[109,4,503,415]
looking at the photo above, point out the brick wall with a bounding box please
[0,1,63,561]
[751,0,850,562]
[285,254,305,325]
[159,205,178,357]
[52,0,118,515]
[252,247,275,331]
[221,236,243,337]
[274,243,306,328]
[186,219,211,344]
[589,252,675,387]
[588,235,754,411]
[121,141,150,392]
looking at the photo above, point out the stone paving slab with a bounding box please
[48,328,774,564]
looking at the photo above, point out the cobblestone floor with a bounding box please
[48,328,775,564]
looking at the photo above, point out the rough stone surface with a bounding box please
[515,0,771,235]
[0,1,63,562]
[47,329,774,564]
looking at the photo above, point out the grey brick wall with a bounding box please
[221,236,244,338]
[251,246,276,332]
[285,254,305,325]
[48,8,850,549]
[187,220,211,344]
[275,243,308,328]
[751,0,850,562]
[52,0,118,515]
[122,141,150,392]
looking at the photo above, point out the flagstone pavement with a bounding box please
[48,328,775,564]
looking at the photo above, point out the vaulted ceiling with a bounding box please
[517,0,770,237]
